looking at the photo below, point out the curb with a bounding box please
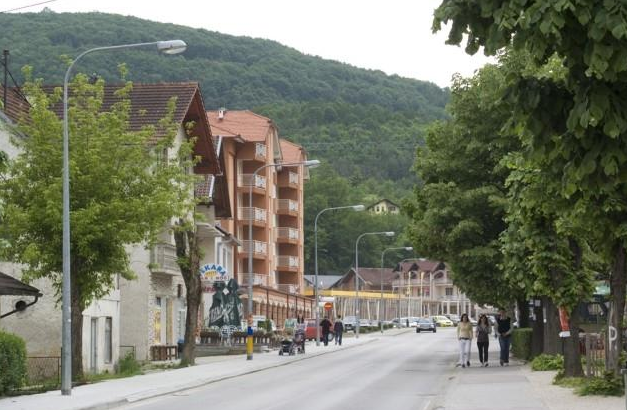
[79,337,378,410]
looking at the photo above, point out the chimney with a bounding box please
[218,107,226,120]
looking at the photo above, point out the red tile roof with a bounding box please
[279,138,305,163]
[3,83,220,174]
[206,110,274,142]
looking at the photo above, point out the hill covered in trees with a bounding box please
[0,10,449,272]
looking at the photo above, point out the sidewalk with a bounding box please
[0,328,394,410]
[440,342,625,410]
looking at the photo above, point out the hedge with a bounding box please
[0,331,27,394]
[511,327,533,361]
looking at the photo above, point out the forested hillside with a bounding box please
[0,10,448,272]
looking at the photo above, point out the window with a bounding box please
[445,287,453,296]
[104,317,112,364]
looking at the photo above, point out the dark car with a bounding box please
[415,317,436,333]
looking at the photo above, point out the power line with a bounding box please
[1,0,58,13]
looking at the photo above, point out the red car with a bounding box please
[303,318,335,342]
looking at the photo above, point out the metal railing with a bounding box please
[239,273,269,286]
[25,356,60,387]
[149,243,180,275]
[276,227,299,241]
[238,207,267,222]
[242,240,267,255]
[255,143,266,159]
[276,199,298,213]
[238,173,266,189]
[276,283,299,294]
[277,255,299,268]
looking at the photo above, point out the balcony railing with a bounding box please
[277,255,299,269]
[288,171,298,185]
[276,283,299,294]
[276,227,299,241]
[255,143,266,160]
[150,244,180,275]
[240,273,268,287]
[238,207,267,223]
[242,240,268,256]
[238,173,266,190]
[276,199,298,213]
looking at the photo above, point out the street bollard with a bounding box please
[246,315,253,361]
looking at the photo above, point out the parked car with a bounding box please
[469,317,478,326]
[431,315,454,327]
[343,315,357,332]
[446,314,461,326]
[415,317,437,333]
[304,318,335,342]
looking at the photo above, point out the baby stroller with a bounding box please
[279,326,306,356]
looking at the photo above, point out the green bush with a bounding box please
[0,331,27,394]
[531,354,564,371]
[577,373,624,396]
[117,352,141,376]
[511,328,533,361]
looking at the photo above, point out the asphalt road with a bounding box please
[121,328,460,410]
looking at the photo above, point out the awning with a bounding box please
[0,272,42,297]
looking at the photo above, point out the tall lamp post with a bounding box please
[61,39,187,396]
[380,247,412,333]
[355,231,394,338]
[246,159,319,360]
[314,204,365,346]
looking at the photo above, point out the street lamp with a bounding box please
[355,231,394,338]
[61,39,187,396]
[246,159,320,360]
[314,204,364,346]
[380,247,412,333]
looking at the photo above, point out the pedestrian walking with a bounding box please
[457,313,473,368]
[334,315,344,346]
[496,309,512,366]
[320,316,332,346]
[475,314,491,367]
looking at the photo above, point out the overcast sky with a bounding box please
[2,0,494,88]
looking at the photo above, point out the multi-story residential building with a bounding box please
[207,110,314,326]
[0,83,235,369]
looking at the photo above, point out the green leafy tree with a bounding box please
[433,0,627,374]
[0,71,194,378]
[405,64,520,307]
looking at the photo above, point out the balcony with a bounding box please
[241,240,268,258]
[276,283,299,294]
[255,143,267,161]
[277,255,299,271]
[276,199,298,215]
[238,173,266,193]
[150,244,180,276]
[278,171,299,188]
[239,273,269,287]
[238,207,267,226]
[276,227,299,244]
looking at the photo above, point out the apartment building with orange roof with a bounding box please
[207,109,314,326]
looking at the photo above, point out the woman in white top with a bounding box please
[457,313,473,368]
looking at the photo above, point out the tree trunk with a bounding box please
[70,277,84,380]
[173,222,201,367]
[562,307,583,377]
[516,296,530,328]
[543,297,560,355]
[607,243,626,375]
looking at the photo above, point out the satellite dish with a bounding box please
[15,300,27,311]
